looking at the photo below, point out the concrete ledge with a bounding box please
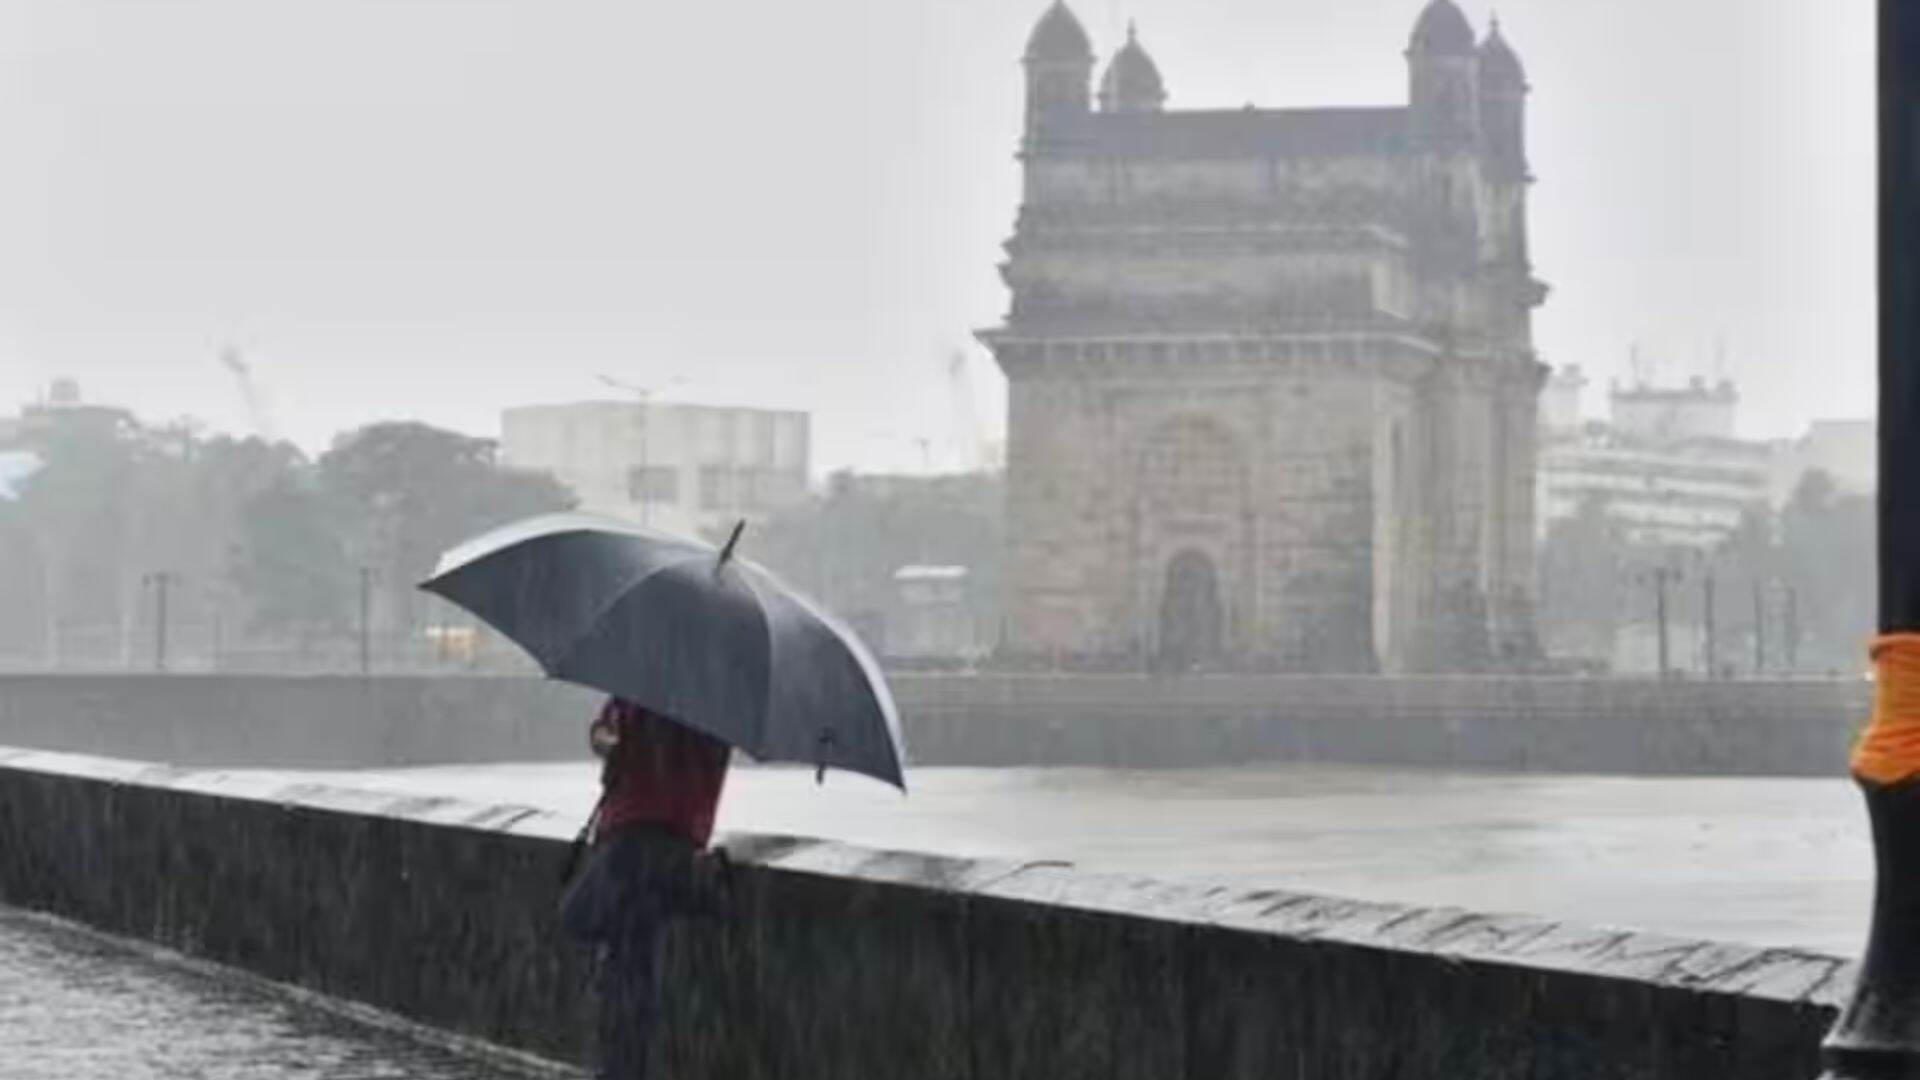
[0,746,1850,1078]
[0,672,1876,775]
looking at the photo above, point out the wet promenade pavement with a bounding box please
[0,907,577,1080]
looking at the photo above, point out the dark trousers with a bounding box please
[560,825,716,1080]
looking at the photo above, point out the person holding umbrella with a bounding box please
[559,696,732,1080]
[422,514,907,1078]
[421,514,906,790]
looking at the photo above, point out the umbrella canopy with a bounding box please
[421,512,906,790]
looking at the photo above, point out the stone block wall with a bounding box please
[0,673,1873,775]
[898,673,1871,775]
[0,673,603,767]
[0,748,1850,1078]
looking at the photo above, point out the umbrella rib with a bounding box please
[735,567,782,758]
[544,561,670,679]
[740,562,905,787]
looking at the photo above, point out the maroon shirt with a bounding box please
[592,698,730,849]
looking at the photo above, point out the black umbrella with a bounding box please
[421,512,906,790]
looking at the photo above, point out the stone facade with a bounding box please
[981,1,1549,672]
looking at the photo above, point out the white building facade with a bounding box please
[1537,372,1772,548]
[501,401,810,540]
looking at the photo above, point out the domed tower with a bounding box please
[1098,22,1167,114]
[1406,0,1480,149]
[1479,15,1528,183]
[1024,2,1095,141]
[1476,13,1542,335]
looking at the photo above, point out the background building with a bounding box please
[1,379,134,451]
[0,379,131,505]
[983,1,1547,673]
[1534,369,1874,677]
[1537,373,1773,548]
[500,400,810,540]
[888,565,980,664]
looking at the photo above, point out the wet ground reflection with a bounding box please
[0,907,576,1080]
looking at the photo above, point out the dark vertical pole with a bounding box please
[1886,0,1920,636]
[1787,586,1802,671]
[1755,580,1768,675]
[1821,2,1920,1072]
[1704,571,1717,678]
[357,567,373,677]
[1654,567,1671,678]
[638,398,650,529]
[150,572,172,673]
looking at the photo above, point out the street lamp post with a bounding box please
[142,571,176,673]
[600,374,687,529]
[1702,569,1717,679]
[357,567,374,677]
[1655,567,1670,678]
[1820,3,1920,1073]
[1644,563,1678,679]
[1787,584,1802,671]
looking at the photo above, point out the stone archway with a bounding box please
[1133,415,1251,667]
[1158,549,1223,671]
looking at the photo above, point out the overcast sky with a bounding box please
[0,0,1874,475]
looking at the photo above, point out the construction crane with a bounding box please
[220,347,277,442]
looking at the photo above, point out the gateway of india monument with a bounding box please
[980,0,1549,673]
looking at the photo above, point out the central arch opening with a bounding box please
[1158,549,1223,672]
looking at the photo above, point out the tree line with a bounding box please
[0,416,573,670]
[1538,470,1873,677]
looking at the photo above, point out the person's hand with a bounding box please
[588,718,619,758]
[693,846,735,911]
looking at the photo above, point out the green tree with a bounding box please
[317,422,576,638]
[7,414,141,665]
[1537,495,1629,668]
[1777,469,1875,673]
[1701,507,1779,675]
[0,488,39,661]
[1,411,576,668]
[232,475,355,637]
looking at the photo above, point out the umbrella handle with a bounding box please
[558,821,591,886]
[814,728,837,786]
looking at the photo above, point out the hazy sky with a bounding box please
[0,0,1873,475]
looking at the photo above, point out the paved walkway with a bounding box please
[0,906,578,1080]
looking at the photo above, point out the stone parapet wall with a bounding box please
[0,673,1873,775]
[0,747,1849,1078]
[901,673,1871,774]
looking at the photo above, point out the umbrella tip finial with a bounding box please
[716,519,746,571]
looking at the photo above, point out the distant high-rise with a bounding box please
[980,1,1549,672]
[500,401,810,541]
[1537,377,1771,550]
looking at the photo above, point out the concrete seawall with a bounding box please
[0,672,1873,775]
[0,746,1852,1078]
